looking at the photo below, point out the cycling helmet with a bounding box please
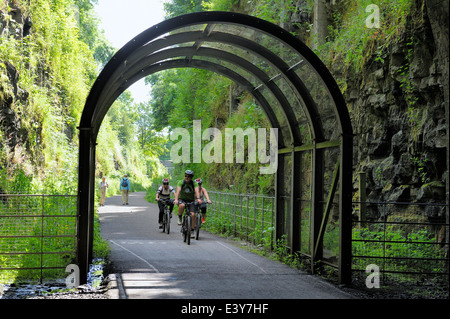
[185,170,194,177]
[162,178,169,184]
[195,178,202,184]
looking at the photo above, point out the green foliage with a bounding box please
[0,195,78,283]
[147,64,275,194]
[203,0,238,11]
[315,0,417,75]
[352,225,446,278]
[411,155,430,184]
[0,194,108,283]
[164,0,205,18]
[96,91,166,192]
[0,0,160,198]
[0,0,148,281]
[0,0,104,194]
[251,0,297,25]
[0,168,33,194]
[203,192,275,250]
[271,235,303,268]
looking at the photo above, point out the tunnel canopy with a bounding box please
[80,11,352,146]
[77,11,353,285]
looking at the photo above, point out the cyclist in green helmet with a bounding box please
[174,170,202,236]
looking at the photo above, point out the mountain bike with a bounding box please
[160,199,172,234]
[181,201,197,245]
[193,202,211,240]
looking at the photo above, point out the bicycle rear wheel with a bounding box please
[195,213,201,240]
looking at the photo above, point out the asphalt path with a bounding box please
[98,192,352,300]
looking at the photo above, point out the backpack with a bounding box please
[121,178,128,188]
[181,179,194,189]
[180,179,195,197]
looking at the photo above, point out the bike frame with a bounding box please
[193,209,202,240]
[181,201,198,245]
[160,199,171,234]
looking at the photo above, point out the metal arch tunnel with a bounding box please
[76,12,353,285]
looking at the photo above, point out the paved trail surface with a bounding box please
[99,192,352,299]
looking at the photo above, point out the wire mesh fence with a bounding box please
[205,190,449,295]
[0,194,78,284]
[2,189,448,296]
[351,200,449,293]
[206,191,276,250]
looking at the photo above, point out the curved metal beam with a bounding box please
[91,58,288,147]
[91,30,322,143]
[77,11,353,286]
[81,11,351,136]
[91,46,300,145]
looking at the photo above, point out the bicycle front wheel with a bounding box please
[162,209,167,233]
[186,215,191,245]
[166,209,171,234]
[182,215,187,242]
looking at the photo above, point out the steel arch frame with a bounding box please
[77,11,353,285]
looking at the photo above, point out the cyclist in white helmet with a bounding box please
[156,178,175,229]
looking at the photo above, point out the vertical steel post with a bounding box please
[275,153,285,242]
[77,127,92,285]
[291,148,301,253]
[87,142,97,264]
[339,133,353,286]
[311,144,324,274]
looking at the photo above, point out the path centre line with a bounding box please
[216,241,267,273]
[110,240,160,273]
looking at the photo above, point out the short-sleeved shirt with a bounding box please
[157,185,175,199]
[177,180,199,202]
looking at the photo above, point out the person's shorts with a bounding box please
[178,199,198,213]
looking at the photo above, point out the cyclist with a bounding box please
[195,178,212,223]
[174,170,202,236]
[155,178,175,229]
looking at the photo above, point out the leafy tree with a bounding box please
[135,101,167,156]
[146,70,180,131]
[164,0,206,18]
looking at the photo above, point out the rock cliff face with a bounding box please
[1,5,32,165]
[0,61,28,150]
[281,0,448,234]
[1,1,448,213]
[344,1,448,212]
[280,1,448,216]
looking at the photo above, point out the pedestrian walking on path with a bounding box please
[99,177,109,206]
[120,174,130,205]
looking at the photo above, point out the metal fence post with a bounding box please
[339,133,353,286]
[40,195,44,284]
[254,195,257,245]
